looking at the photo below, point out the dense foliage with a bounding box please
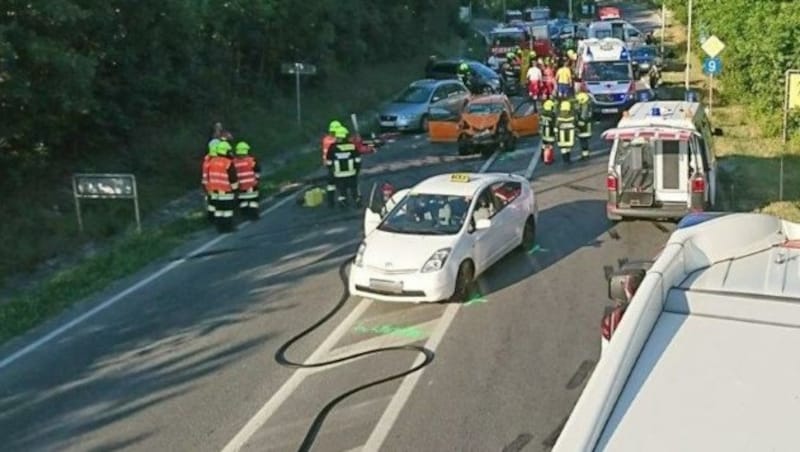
[0,0,461,191]
[664,0,800,135]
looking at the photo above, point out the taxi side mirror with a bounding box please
[608,268,646,302]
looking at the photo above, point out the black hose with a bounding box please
[274,258,435,452]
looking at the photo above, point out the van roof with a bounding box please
[616,101,701,130]
[579,38,629,61]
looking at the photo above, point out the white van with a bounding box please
[602,100,722,221]
[575,38,637,114]
[587,19,644,45]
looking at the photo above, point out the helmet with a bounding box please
[506,52,515,59]
[458,62,469,72]
[334,127,348,139]
[328,120,343,133]
[216,140,232,155]
[235,141,250,155]
[576,92,590,104]
[516,48,523,55]
[560,100,572,112]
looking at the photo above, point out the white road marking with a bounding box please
[524,142,543,180]
[220,297,375,452]
[0,193,298,371]
[361,302,461,451]
[478,150,501,172]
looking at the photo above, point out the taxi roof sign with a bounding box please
[450,173,471,183]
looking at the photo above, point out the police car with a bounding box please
[575,38,639,114]
[349,172,538,303]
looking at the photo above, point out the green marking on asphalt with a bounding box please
[353,323,426,339]
[528,244,549,255]
[465,291,488,306]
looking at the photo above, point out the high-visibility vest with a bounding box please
[233,156,258,191]
[201,155,211,188]
[207,157,234,192]
[329,143,359,178]
[321,135,336,160]
[557,102,575,129]
[577,102,593,138]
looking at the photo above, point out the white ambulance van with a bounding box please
[602,100,723,221]
[575,38,637,114]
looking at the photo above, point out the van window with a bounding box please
[661,140,681,189]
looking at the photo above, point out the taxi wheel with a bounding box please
[519,216,536,250]
[449,261,475,303]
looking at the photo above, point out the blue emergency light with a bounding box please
[650,107,661,116]
[620,48,629,60]
[685,90,699,102]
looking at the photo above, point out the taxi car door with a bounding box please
[510,100,539,137]
[469,187,505,274]
[490,180,524,252]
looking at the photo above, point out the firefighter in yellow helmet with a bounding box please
[575,92,593,160]
[540,94,557,152]
[556,96,576,163]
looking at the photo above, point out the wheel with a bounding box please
[449,261,475,303]
[419,115,429,132]
[519,216,536,251]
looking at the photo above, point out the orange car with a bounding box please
[428,94,539,156]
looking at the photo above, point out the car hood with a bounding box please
[586,80,632,95]
[462,114,500,130]
[363,229,455,271]
[380,102,426,117]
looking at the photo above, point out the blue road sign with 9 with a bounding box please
[703,57,721,75]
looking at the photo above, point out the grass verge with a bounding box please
[0,32,486,346]
[655,5,800,221]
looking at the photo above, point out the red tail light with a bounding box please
[601,315,612,340]
[606,174,618,191]
[629,81,636,94]
[691,176,705,193]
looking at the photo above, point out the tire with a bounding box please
[519,216,536,251]
[449,261,475,303]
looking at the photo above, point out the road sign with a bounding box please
[703,57,721,76]
[281,62,318,125]
[788,71,800,109]
[701,35,725,58]
[281,62,317,75]
[72,173,141,233]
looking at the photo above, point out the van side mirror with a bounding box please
[712,127,723,136]
[608,268,646,302]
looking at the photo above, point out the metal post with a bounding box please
[295,63,301,126]
[708,73,713,116]
[73,177,84,233]
[661,1,666,55]
[132,176,142,234]
[685,0,693,90]
[568,0,573,21]
[781,69,790,201]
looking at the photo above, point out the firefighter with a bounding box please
[457,62,471,87]
[540,95,557,163]
[556,97,576,163]
[322,120,342,164]
[233,141,261,219]
[575,92,593,160]
[201,142,216,221]
[206,140,239,232]
[208,122,223,153]
[325,126,362,208]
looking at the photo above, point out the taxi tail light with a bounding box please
[606,173,618,191]
[691,175,705,193]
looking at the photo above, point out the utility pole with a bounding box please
[685,0,693,90]
[661,1,666,55]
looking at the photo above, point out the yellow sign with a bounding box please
[701,35,725,58]
[449,173,471,183]
[789,72,800,109]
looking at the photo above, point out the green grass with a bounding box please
[0,33,486,345]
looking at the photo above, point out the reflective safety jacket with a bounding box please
[557,101,575,129]
[201,154,212,188]
[233,156,260,191]
[206,156,239,193]
[321,134,336,161]
[325,142,360,178]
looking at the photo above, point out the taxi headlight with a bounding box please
[421,248,451,273]
[354,242,366,267]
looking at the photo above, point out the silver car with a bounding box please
[377,79,470,132]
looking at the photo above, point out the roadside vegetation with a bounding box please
[651,0,800,221]
[0,1,482,343]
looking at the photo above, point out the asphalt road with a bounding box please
[0,3,672,451]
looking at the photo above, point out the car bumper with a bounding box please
[607,202,694,220]
[462,134,498,145]
[590,97,636,114]
[348,264,455,303]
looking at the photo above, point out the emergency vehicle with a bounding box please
[574,38,637,114]
[486,25,555,71]
[597,6,621,20]
[588,20,644,45]
[555,212,800,451]
[602,100,722,221]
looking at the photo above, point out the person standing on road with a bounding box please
[206,140,239,231]
[201,142,216,221]
[542,60,556,99]
[526,62,544,111]
[556,61,573,99]
[325,127,362,208]
[575,92,593,160]
[322,120,342,164]
[208,122,223,153]
[233,141,261,219]
[556,97,576,164]
[540,95,557,163]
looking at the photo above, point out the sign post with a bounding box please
[72,173,140,233]
[702,56,721,115]
[781,69,800,201]
[281,62,317,126]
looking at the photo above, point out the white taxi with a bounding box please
[349,172,538,303]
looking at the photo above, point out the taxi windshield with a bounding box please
[379,193,470,235]
[583,61,633,82]
[466,102,505,115]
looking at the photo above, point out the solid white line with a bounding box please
[0,193,297,371]
[220,297,375,452]
[361,302,461,451]
[478,150,501,173]
[524,142,543,180]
